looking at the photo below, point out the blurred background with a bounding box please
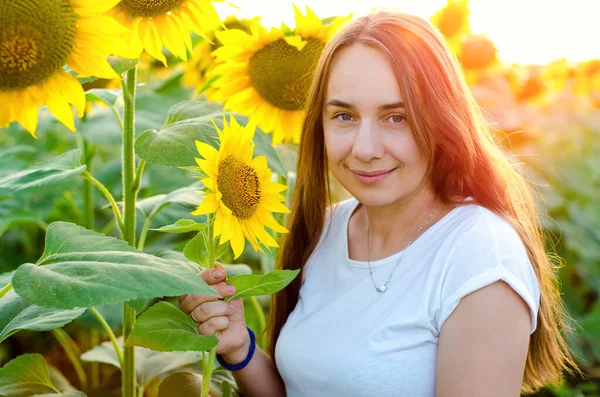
[0,0,598,395]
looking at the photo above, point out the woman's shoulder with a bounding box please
[442,201,523,249]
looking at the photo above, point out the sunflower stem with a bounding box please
[122,67,138,397]
[202,213,217,397]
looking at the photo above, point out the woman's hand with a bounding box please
[179,263,251,364]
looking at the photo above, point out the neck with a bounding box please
[362,185,439,251]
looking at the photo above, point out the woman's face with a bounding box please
[323,43,429,207]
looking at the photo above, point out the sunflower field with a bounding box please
[0,0,599,396]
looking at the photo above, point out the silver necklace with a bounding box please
[367,202,440,293]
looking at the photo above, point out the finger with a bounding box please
[197,266,227,285]
[198,316,230,335]
[191,300,233,323]
[180,282,236,314]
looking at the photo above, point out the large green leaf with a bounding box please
[136,184,201,220]
[124,301,218,351]
[183,232,210,267]
[0,289,85,343]
[135,110,286,175]
[0,150,86,194]
[81,337,210,387]
[152,219,206,234]
[85,88,121,106]
[225,270,300,301]
[12,222,219,309]
[164,100,224,127]
[0,354,58,396]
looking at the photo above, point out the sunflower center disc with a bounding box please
[248,38,324,111]
[0,0,77,90]
[118,0,186,17]
[217,155,261,220]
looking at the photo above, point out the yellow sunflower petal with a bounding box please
[229,218,245,258]
[192,193,219,215]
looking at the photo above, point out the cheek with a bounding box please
[388,134,424,167]
[324,128,351,164]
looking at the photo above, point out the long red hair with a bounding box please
[267,11,581,394]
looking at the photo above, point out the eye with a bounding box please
[334,113,355,122]
[385,114,406,124]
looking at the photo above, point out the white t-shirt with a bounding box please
[275,198,540,397]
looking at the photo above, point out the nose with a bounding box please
[351,120,383,162]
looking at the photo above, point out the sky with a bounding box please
[214,0,599,65]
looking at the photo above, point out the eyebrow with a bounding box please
[325,99,405,110]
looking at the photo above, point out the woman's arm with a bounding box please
[435,280,532,397]
[223,340,286,397]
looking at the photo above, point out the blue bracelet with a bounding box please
[216,326,256,371]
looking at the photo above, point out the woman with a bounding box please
[179,11,580,396]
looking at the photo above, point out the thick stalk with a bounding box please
[122,68,138,397]
[52,328,88,390]
[202,214,216,397]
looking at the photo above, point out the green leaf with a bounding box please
[81,337,208,387]
[183,232,210,267]
[0,150,86,194]
[0,289,85,343]
[126,298,149,313]
[0,212,46,238]
[76,56,138,84]
[214,241,229,261]
[0,354,58,396]
[135,112,286,175]
[12,222,219,309]
[225,270,300,301]
[136,185,201,220]
[222,379,233,397]
[85,88,121,106]
[152,219,206,234]
[164,99,224,127]
[153,250,202,274]
[124,302,218,352]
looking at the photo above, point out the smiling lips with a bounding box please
[350,167,397,184]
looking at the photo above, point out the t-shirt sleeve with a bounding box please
[434,209,541,335]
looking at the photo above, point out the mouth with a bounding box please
[349,167,397,184]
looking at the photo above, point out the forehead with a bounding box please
[325,43,403,106]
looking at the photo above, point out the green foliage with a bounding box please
[0,354,59,396]
[124,302,219,352]
[12,222,219,309]
[225,269,301,301]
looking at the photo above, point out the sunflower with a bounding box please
[431,0,471,55]
[0,0,130,138]
[208,6,349,144]
[192,115,290,258]
[182,15,260,94]
[108,0,223,66]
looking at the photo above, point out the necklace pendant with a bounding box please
[377,284,387,292]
